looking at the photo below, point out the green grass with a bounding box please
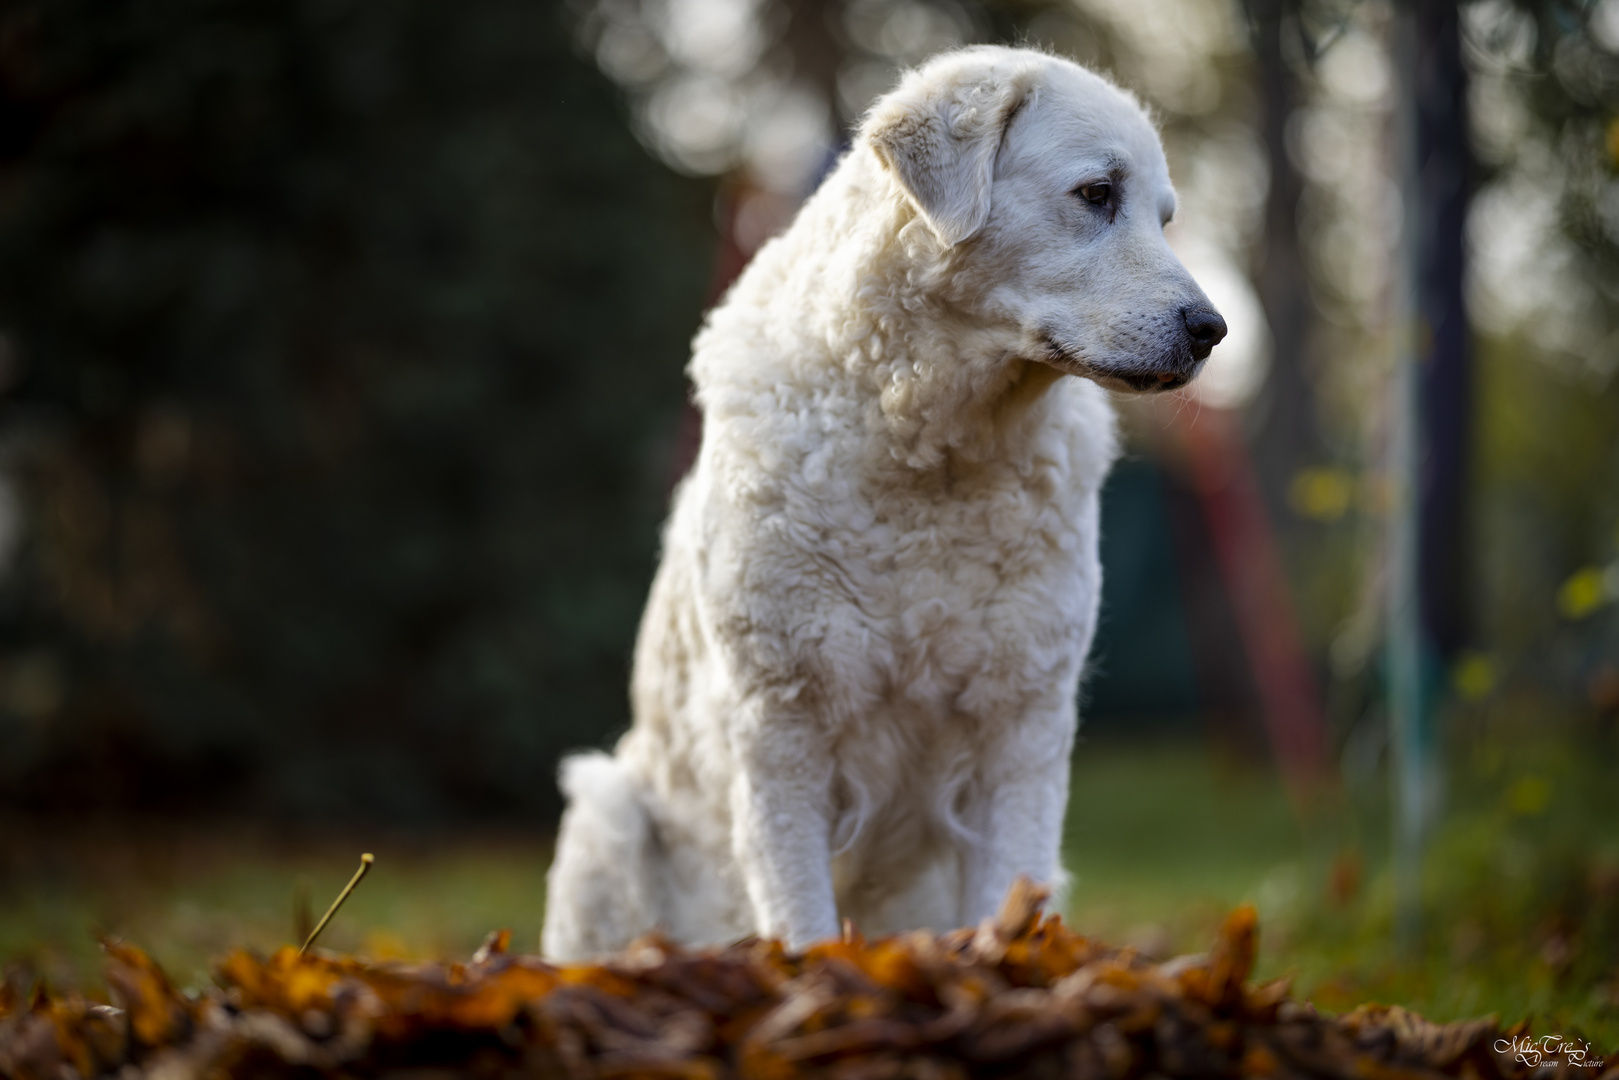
[1063,743,1311,947]
[0,826,553,995]
[2,737,1615,1048]
[1062,736,1619,1047]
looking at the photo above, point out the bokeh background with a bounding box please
[1,0,1616,1044]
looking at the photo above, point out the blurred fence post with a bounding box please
[1388,228,1429,953]
[1389,0,1429,956]
[1389,0,1468,953]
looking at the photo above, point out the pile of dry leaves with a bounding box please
[0,881,1605,1079]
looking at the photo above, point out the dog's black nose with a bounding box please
[1183,308,1227,360]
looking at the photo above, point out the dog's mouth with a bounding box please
[1037,332,1197,394]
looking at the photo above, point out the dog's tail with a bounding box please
[541,751,660,960]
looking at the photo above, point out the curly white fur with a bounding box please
[543,45,1222,958]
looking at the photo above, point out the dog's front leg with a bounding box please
[959,711,1075,925]
[729,709,841,949]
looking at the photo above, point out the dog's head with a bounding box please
[862,47,1225,394]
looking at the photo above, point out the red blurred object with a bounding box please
[1177,406,1331,808]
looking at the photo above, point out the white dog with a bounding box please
[542,45,1225,959]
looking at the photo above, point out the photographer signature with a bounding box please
[1494,1035,1604,1068]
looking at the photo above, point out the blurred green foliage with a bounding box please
[1472,332,1619,710]
[1283,728,1619,1043]
[0,0,712,817]
[1072,737,1619,1044]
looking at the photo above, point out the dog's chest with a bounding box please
[796,453,1100,726]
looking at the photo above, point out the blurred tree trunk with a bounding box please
[780,0,842,103]
[1245,0,1322,517]
[1413,0,1472,659]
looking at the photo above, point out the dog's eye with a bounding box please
[1076,182,1112,207]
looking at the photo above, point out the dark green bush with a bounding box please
[0,0,711,820]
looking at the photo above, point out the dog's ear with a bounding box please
[863,56,1038,247]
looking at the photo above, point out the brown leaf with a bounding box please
[994,876,1050,941]
[102,939,193,1049]
[0,884,1557,1080]
[471,929,512,965]
[1201,904,1257,1011]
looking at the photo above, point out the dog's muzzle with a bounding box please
[1117,306,1228,392]
[1040,304,1228,394]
